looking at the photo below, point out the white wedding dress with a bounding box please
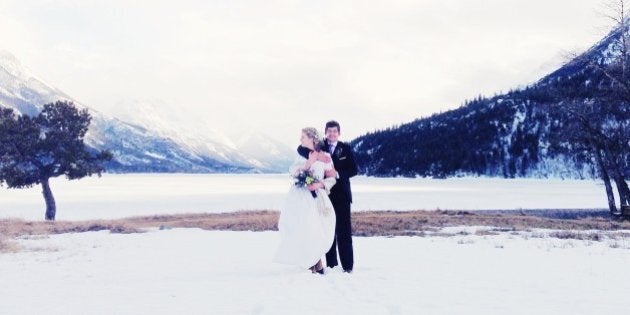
[273,153,337,269]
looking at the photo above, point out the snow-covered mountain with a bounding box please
[0,50,291,173]
[234,130,295,172]
[111,99,293,172]
[351,24,629,179]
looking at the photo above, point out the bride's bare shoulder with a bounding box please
[319,152,332,163]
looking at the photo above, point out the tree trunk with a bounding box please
[613,174,630,219]
[612,175,629,206]
[42,178,57,221]
[593,147,617,214]
[605,148,630,207]
[609,157,629,207]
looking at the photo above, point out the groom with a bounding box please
[323,120,358,273]
[299,120,358,273]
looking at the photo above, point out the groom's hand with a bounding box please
[307,183,322,191]
[324,169,337,178]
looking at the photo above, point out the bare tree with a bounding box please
[596,0,630,216]
[557,0,630,216]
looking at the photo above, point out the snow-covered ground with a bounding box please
[2,228,629,314]
[0,174,611,221]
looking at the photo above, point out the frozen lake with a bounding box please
[0,174,611,221]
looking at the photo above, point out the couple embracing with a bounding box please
[273,120,358,274]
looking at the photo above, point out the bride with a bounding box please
[273,127,337,274]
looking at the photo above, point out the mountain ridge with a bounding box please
[350,24,629,179]
[0,50,290,173]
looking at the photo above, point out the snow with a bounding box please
[109,99,292,171]
[0,174,612,221]
[0,51,289,173]
[144,151,167,160]
[501,105,527,159]
[1,228,629,314]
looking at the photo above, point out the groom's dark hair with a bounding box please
[325,120,341,133]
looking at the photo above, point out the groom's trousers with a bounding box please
[326,195,354,271]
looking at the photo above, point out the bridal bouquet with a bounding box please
[294,170,318,198]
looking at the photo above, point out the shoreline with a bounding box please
[3,209,630,253]
[2,208,627,235]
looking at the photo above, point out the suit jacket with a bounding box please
[324,140,358,203]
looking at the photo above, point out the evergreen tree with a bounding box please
[0,101,112,220]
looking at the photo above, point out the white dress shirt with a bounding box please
[328,141,338,155]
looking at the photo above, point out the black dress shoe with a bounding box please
[343,269,352,273]
[316,268,325,275]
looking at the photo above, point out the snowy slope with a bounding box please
[0,50,71,117]
[0,50,290,173]
[234,130,295,172]
[112,100,292,172]
[2,228,629,314]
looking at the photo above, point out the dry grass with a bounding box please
[0,234,17,253]
[351,210,630,236]
[0,219,143,238]
[2,209,629,253]
[0,210,630,253]
[0,210,279,253]
[123,211,279,232]
[1,210,628,238]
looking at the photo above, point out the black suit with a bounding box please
[297,140,358,271]
[324,140,357,271]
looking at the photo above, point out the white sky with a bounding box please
[0,0,612,146]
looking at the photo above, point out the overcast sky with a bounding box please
[0,0,612,146]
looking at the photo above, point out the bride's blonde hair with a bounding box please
[302,127,324,151]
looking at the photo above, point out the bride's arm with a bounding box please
[321,176,336,195]
[321,164,337,194]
